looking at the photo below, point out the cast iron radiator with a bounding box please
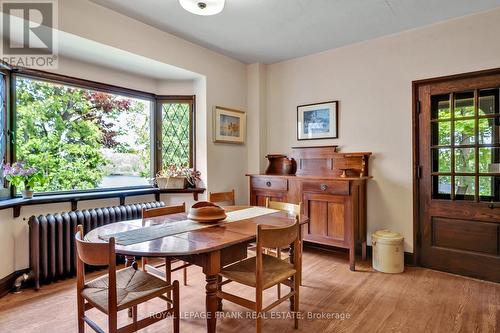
[28,201,165,289]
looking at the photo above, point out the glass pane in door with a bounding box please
[455,176,475,199]
[432,148,451,172]
[455,148,476,173]
[454,92,475,118]
[431,94,451,120]
[432,122,451,145]
[454,119,475,145]
[431,88,500,202]
[479,147,500,173]
[479,176,500,201]
[478,117,500,144]
[432,175,451,199]
[479,89,499,115]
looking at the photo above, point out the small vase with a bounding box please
[22,189,34,199]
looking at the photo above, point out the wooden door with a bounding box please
[302,192,349,248]
[416,70,500,282]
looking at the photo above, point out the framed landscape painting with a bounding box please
[297,101,338,140]
[213,106,246,144]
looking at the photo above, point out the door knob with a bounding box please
[266,181,272,187]
[320,184,328,191]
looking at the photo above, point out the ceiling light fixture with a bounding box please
[179,0,225,16]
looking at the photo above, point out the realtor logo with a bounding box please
[1,0,58,68]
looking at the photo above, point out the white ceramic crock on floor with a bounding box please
[372,230,404,273]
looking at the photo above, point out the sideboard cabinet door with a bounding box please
[302,192,350,248]
[250,189,286,207]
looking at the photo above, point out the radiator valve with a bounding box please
[12,271,33,293]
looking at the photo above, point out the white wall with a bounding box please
[265,8,500,252]
[58,0,249,204]
[247,63,267,174]
[0,0,250,280]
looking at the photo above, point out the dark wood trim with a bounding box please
[155,95,196,170]
[5,69,199,201]
[412,66,500,269]
[364,245,415,266]
[304,242,415,266]
[0,268,30,298]
[296,100,339,141]
[192,95,197,169]
[0,187,205,217]
[13,68,155,100]
[413,67,500,86]
[411,79,421,266]
[0,70,11,199]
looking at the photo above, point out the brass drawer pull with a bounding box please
[266,181,272,187]
[320,184,328,191]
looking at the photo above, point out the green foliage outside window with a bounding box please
[15,77,151,192]
[436,102,498,197]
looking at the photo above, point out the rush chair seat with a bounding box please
[141,203,192,286]
[217,215,301,333]
[75,225,180,333]
[219,254,296,289]
[208,189,236,206]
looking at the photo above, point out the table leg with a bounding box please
[203,250,221,333]
[206,274,218,332]
[217,275,223,311]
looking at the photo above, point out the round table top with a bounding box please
[85,206,308,257]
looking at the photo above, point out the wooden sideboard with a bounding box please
[247,146,372,271]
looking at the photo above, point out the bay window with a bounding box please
[0,68,195,198]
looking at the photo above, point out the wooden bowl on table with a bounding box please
[188,201,227,223]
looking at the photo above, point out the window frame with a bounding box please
[0,67,196,199]
[430,89,500,202]
[155,96,196,172]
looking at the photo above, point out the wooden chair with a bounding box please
[75,225,179,333]
[265,198,303,296]
[141,203,191,286]
[265,198,301,216]
[208,189,236,205]
[217,216,301,333]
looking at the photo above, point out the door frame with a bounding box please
[412,67,500,266]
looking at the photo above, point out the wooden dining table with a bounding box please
[85,205,309,333]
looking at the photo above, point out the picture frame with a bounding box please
[297,101,338,140]
[213,106,246,144]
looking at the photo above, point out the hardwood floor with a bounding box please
[0,247,498,333]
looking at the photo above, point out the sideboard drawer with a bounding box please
[251,177,288,191]
[302,180,350,196]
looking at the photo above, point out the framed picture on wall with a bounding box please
[297,101,338,140]
[213,106,246,144]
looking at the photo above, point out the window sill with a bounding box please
[0,187,206,218]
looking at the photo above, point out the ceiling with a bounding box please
[1,11,200,80]
[91,0,500,64]
[58,31,201,80]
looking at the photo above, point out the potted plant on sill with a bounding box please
[2,162,45,199]
[155,165,201,189]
